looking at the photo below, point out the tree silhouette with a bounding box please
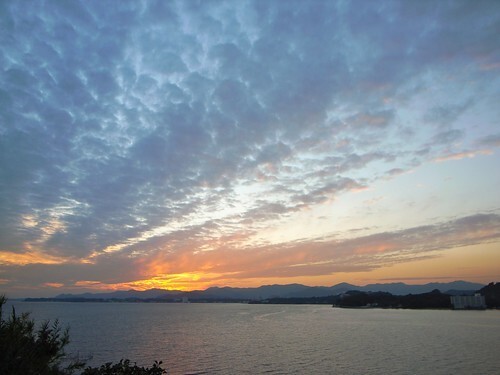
[0,295,83,375]
[0,296,166,375]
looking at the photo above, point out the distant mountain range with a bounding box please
[53,281,485,301]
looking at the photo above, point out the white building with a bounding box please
[450,294,486,310]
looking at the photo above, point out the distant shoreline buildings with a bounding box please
[450,294,486,310]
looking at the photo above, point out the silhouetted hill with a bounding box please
[444,289,476,296]
[201,284,310,300]
[49,281,484,301]
[333,289,452,309]
[479,282,500,308]
[355,281,484,295]
[55,288,181,300]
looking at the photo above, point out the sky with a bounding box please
[1,0,499,298]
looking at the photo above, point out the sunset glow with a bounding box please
[1,1,499,298]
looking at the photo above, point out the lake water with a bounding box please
[6,301,500,374]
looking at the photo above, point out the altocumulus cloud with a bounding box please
[0,0,499,294]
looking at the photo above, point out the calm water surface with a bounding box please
[7,301,500,374]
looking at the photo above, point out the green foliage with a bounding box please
[0,296,167,375]
[0,295,84,375]
[82,359,166,375]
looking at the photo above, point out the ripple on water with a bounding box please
[7,302,500,375]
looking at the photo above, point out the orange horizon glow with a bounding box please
[42,241,497,294]
[2,234,499,297]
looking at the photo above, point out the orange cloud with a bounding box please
[3,213,498,295]
[43,282,64,288]
[354,242,397,254]
[0,250,68,265]
[128,213,500,289]
[434,149,492,162]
